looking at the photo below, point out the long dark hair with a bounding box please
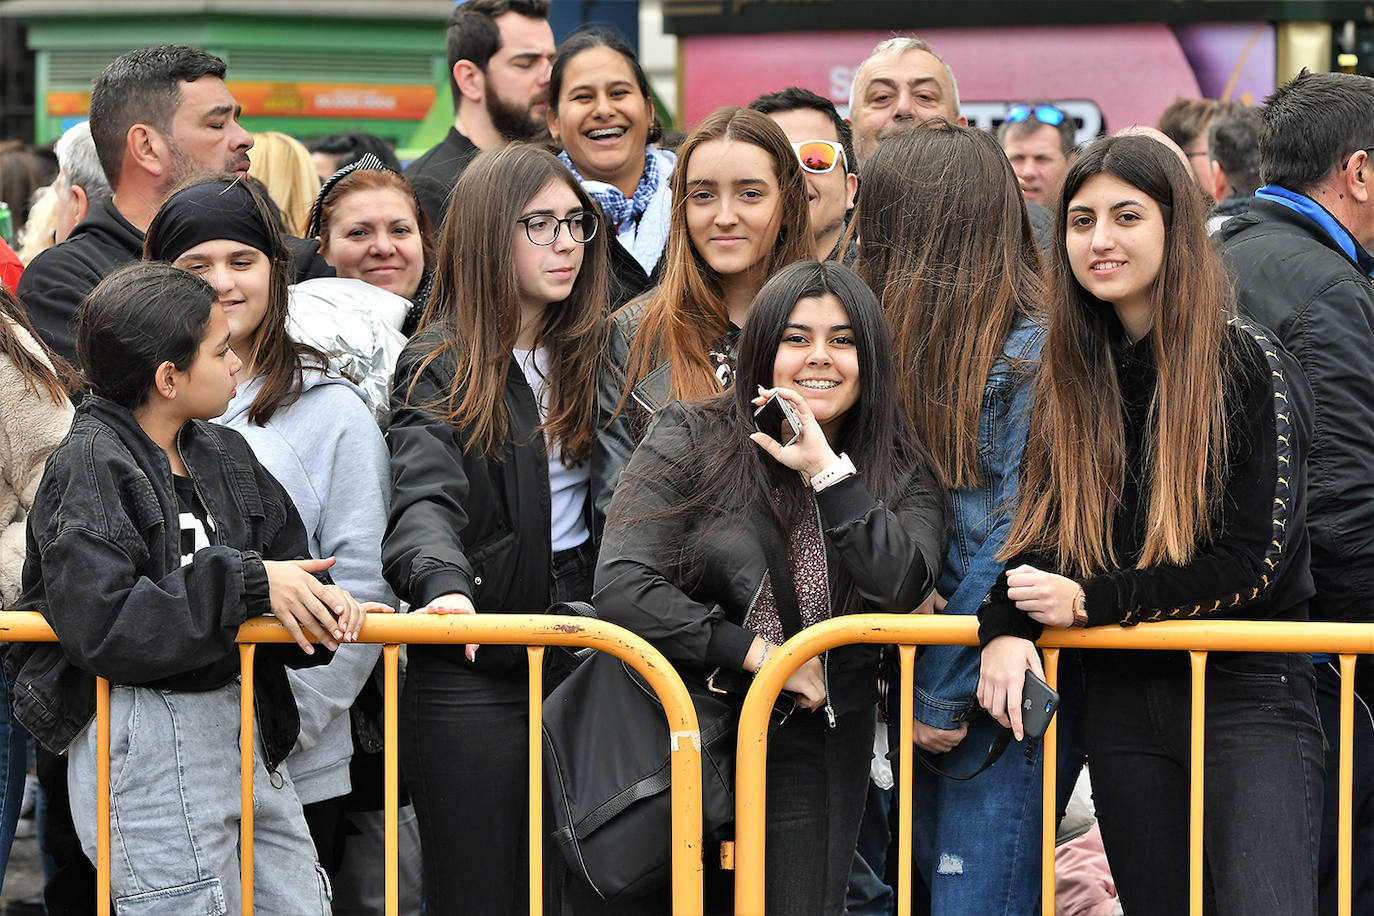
[1002,135,1234,574]
[857,121,1044,489]
[144,177,330,425]
[76,262,216,411]
[613,261,928,596]
[0,286,76,404]
[407,144,608,466]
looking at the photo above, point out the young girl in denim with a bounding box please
[9,261,375,915]
[977,135,1324,914]
[856,122,1047,915]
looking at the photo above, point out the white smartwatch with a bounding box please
[810,453,856,492]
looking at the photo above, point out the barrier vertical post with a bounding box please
[528,646,544,916]
[1041,648,1060,916]
[1338,653,1356,916]
[1188,650,1206,915]
[896,645,916,916]
[384,644,400,916]
[96,677,111,916]
[241,644,256,914]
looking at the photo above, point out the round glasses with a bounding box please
[516,212,599,246]
[791,139,847,175]
[1005,104,1066,127]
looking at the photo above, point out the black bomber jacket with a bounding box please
[6,395,329,765]
[593,401,946,717]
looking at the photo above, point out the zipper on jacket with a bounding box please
[812,496,837,729]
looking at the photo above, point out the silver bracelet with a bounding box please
[810,453,856,492]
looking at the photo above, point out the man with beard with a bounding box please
[17,44,253,365]
[405,0,554,227]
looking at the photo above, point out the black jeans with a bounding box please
[401,540,593,916]
[1084,652,1324,915]
[763,706,875,915]
[1315,658,1374,915]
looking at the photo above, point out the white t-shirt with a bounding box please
[512,346,591,552]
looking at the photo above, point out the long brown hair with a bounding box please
[0,285,75,404]
[144,177,330,426]
[857,122,1044,489]
[618,106,813,404]
[1002,135,1233,575]
[409,144,607,465]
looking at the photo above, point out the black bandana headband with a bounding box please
[145,178,275,263]
[306,152,391,239]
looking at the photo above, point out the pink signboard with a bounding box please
[681,23,1275,134]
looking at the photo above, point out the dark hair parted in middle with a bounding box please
[1002,134,1236,575]
[857,121,1044,489]
[548,27,662,144]
[408,143,608,465]
[612,260,929,589]
[77,261,217,410]
[144,177,330,425]
[618,106,813,406]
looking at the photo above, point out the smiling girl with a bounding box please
[599,106,811,493]
[382,143,612,915]
[595,260,943,914]
[976,135,1324,914]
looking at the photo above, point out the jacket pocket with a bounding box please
[115,876,226,915]
[467,529,519,604]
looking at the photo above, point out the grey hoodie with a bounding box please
[216,366,393,805]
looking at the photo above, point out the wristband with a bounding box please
[810,453,856,492]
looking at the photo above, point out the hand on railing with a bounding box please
[264,557,374,653]
[418,591,479,661]
[913,589,947,615]
[976,635,1045,741]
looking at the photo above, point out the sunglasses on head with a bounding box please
[791,139,847,175]
[1005,104,1067,127]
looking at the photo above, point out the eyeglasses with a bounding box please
[791,140,847,175]
[1005,104,1067,127]
[516,211,599,246]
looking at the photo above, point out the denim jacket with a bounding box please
[913,314,1044,729]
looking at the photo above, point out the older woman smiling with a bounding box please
[548,28,674,308]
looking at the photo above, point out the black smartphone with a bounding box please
[753,393,802,446]
[1020,669,1060,740]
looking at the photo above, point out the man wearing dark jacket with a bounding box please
[1217,69,1374,916]
[405,0,554,227]
[18,46,252,365]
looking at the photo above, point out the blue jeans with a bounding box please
[1084,652,1324,915]
[67,682,330,916]
[0,667,28,894]
[908,715,1043,916]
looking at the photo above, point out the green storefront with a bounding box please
[1,0,456,155]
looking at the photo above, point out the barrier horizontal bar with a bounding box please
[734,614,1374,915]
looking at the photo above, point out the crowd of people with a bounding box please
[0,1,1371,914]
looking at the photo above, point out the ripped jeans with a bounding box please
[908,714,1044,915]
[67,681,330,916]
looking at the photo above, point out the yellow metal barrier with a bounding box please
[734,615,1374,916]
[0,611,707,916]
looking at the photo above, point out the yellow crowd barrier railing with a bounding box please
[733,615,1374,916]
[0,611,707,916]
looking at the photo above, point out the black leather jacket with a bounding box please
[6,396,328,765]
[593,401,945,717]
[382,330,616,672]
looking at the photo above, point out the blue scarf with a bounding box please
[559,149,660,231]
[1255,184,1374,277]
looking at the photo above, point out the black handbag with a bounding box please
[542,526,805,902]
